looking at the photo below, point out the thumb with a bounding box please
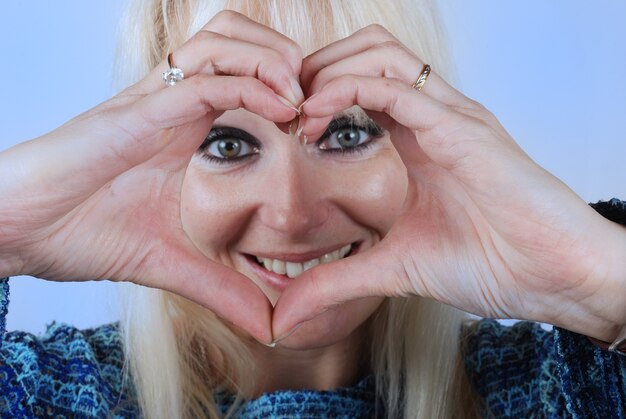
[138,240,274,345]
[272,240,408,340]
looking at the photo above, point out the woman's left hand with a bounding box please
[272,25,626,342]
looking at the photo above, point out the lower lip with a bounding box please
[243,242,360,293]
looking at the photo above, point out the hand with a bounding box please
[0,10,304,344]
[272,24,626,341]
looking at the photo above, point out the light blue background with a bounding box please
[1,1,624,334]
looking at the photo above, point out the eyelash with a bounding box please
[198,116,385,165]
[317,116,384,156]
[199,127,260,165]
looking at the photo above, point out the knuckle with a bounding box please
[191,73,212,85]
[362,23,392,37]
[188,29,219,47]
[377,39,404,51]
[261,47,283,63]
[214,9,244,25]
[375,40,407,63]
[285,40,304,62]
[207,10,246,34]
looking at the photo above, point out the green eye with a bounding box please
[215,139,242,158]
[200,127,260,164]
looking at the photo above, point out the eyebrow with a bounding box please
[329,106,384,135]
[334,106,374,126]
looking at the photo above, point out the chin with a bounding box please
[275,296,385,350]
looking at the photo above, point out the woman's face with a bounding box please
[180,107,407,349]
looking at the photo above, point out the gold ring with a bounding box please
[411,64,431,92]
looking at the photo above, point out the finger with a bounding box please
[131,31,304,106]
[300,24,464,106]
[302,75,510,177]
[272,239,405,340]
[203,10,304,77]
[301,74,446,134]
[307,41,467,108]
[142,240,273,344]
[18,75,295,209]
[114,73,296,161]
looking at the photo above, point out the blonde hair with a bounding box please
[116,1,481,417]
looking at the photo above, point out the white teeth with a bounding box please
[272,259,286,275]
[320,252,335,264]
[339,244,351,257]
[254,244,353,278]
[285,262,303,278]
[303,259,320,270]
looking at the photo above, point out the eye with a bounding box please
[319,126,367,150]
[317,115,385,154]
[198,127,260,164]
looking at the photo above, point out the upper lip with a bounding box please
[244,242,356,263]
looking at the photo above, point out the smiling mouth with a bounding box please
[246,242,357,279]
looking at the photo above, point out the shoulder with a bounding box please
[1,320,137,417]
[462,319,626,418]
[461,319,562,410]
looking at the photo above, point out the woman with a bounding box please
[1,0,624,417]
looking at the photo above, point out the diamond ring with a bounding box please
[162,53,184,87]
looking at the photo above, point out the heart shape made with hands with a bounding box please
[197,75,607,348]
[172,22,611,347]
[180,95,406,347]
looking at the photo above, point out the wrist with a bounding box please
[0,247,25,278]
[544,199,626,346]
[580,199,626,346]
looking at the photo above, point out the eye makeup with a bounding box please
[197,114,385,165]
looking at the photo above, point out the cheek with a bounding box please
[335,149,408,235]
[180,162,246,255]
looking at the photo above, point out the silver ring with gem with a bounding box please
[162,53,184,87]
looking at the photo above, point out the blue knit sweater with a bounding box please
[1,199,625,418]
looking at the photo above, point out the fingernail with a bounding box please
[295,116,305,138]
[288,116,300,136]
[289,76,305,104]
[299,92,319,114]
[277,95,301,114]
[270,322,305,347]
[299,134,308,147]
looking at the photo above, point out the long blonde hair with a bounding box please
[116,1,481,417]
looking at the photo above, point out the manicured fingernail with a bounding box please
[288,116,300,136]
[270,322,305,347]
[277,95,301,114]
[295,116,305,138]
[289,76,305,104]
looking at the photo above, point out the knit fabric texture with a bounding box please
[1,199,625,418]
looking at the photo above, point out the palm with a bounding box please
[273,118,606,336]
[384,124,602,320]
[1,96,277,343]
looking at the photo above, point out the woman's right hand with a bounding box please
[0,10,303,344]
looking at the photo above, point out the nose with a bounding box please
[257,155,330,238]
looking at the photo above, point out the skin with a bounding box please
[0,8,625,397]
[180,107,405,391]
